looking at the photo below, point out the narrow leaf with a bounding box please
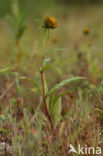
[0,67,11,74]
[52,97,62,127]
[42,65,63,77]
[95,108,103,114]
[43,75,49,111]
[52,91,72,106]
[16,25,26,39]
[19,77,42,96]
[43,58,51,66]
[47,48,65,54]
[47,77,86,96]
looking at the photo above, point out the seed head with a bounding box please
[43,16,57,29]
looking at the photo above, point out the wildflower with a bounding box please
[43,16,57,29]
[83,27,90,35]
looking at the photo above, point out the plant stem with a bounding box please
[41,71,54,131]
[41,29,56,137]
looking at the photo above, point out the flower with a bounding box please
[83,27,90,35]
[43,16,57,29]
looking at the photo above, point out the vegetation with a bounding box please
[0,0,103,155]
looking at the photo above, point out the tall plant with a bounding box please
[21,16,85,136]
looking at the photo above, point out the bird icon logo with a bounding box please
[68,144,78,154]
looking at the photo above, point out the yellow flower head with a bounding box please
[83,27,90,35]
[43,16,57,29]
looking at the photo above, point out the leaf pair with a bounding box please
[20,76,85,97]
[19,76,85,127]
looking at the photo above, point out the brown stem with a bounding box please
[41,71,56,135]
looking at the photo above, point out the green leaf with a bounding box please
[51,48,65,52]
[52,91,72,107]
[16,25,26,40]
[19,77,42,96]
[95,108,103,114]
[66,111,70,120]
[43,75,49,110]
[0,115,6,122]
[50,91,71,113]
[50,92,55,112]
[18,10,26,27]
[52,97,62,127]
[47,48,65,54]
[42,65,63,77]
[47,77,86,96]
[0,67,11,74]
[43,58,51,66]
[15,78,22,94]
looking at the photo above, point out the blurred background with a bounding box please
[0,0,103,17]
[0,0,103,84]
